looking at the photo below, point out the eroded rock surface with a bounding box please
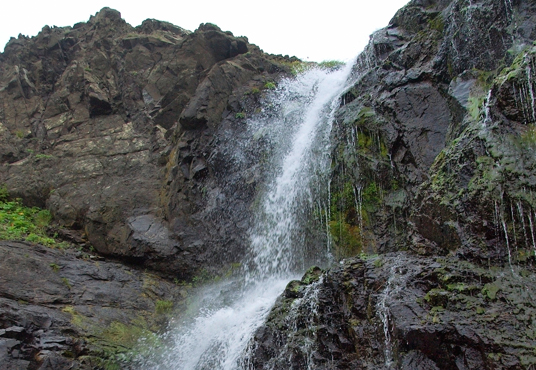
[0,240,184,369]
[0,8,295,279]
[249,254,536,369]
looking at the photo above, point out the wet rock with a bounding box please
[0,240,184,368]
[250,253,536,369]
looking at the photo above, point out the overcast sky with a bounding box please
[0,0,410,62]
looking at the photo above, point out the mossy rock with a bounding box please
[301,266,323,284]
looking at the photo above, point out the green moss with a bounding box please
[373,256,384,268]
[482,283,500,300]
[467,95,486,121]
[62,306,89,328]
[264,81,276,90]
[301,266,323,284]
[235,112,246,119]
[363,182,381,210]
[357,131,373,150]
[446,282,467,292]
[155,300,173,315]
[354,107,376,127]
[34,154,54,160]
[329,216,362,259]
[424,288,449,307]
[519,124,536,147]
[428,14,444,33]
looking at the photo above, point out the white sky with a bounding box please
[0,0,410,62]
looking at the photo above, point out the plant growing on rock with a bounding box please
[0,189,65,247]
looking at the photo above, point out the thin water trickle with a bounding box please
[516,201,530,251]
[140,62,355,370]
[496,199,514,274]
[529,211,536,253]
[377,257,413,369]
[483,89,493,127]
[526,64,536,123]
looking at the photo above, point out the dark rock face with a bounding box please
[250,254,536,369]
[249,0,536,368]
[0,240,184,369]
[328,0,536,257]
[0,8,294,279]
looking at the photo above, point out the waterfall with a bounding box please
[139,62,354,370]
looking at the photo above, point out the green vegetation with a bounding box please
[155,300,173,315]
[34,154,54,160]
[428,14,445,33]
[61,277,72,289]
[520,124,536,147]
[329,216,362,259]
[482,283,500,300]
[93,319,163,370]
[0,185,68,248]
[278,60,313,76]
[467,95,486,121]
[0,198,55,246]
[235,112,246,119]
[317,60,345,70]
[63,306,164,370]
[264,81,276,90]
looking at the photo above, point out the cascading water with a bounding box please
[139,62,355,370]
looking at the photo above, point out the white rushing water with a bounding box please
[141,62,354,370]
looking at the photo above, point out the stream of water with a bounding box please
[140,62,354,370]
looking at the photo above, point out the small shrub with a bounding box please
[264,81,276,90]
[0,194,62,248]
[235,112,246,119]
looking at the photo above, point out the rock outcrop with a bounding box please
[0,8,295,280]
[249,254,536,369]
[248,0,536,368]
[0,240,184,369]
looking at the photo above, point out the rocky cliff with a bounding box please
[249,0,536,369]
[0,7,296,280]
[2,0,536,369]
[0,7,297,369]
